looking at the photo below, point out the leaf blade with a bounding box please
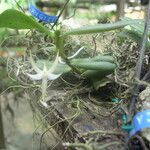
[71,60,116,71]
[0,9,52,37]
[63,20,139,36]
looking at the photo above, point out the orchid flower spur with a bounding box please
[59,46,84,64]
[27,52,61,102]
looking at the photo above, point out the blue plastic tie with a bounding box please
[130,109,150,136]
[28,2,58,23]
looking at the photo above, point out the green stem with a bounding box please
[54,30,81,74]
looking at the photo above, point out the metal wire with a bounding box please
[128,0,150,119]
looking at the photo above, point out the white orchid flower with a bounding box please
[27,52,61,102]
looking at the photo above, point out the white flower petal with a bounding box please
[27,73,43,80]
[29,51,42,73]
[48,73,61,80]
[48,52,59,73]
[40,100,48,108]
[68,46,84,59]
[59,57,66,64]
[58,47,84,65]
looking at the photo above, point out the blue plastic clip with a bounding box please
[28,3,58,23]
[130,109,150,136]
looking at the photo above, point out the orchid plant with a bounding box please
[27,52,61,102]
[0,9,139,103]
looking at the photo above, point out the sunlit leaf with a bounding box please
[0,9,52,37]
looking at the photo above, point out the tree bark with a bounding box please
[116,0,125,20]
[0,102,5,149]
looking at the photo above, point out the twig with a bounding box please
[135,78,150,87]
[142,70,150,81]
[66,7,77,19]
[52,0,71,29]
[14,0,25,13]
[92,34,98,57]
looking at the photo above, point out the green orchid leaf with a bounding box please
[72,60,116,71]
[72,55,115,64]
[63,20,139,36]
[36,60,71,74]
[91,55,115,63]
[71,55,116,71]
[118,17,150,48]
[0,9,52,37]
[0,28,8,41]
[82,69,114,90]
[92,78,111,90]
[82,69,114,78]
[122,17,144,35]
